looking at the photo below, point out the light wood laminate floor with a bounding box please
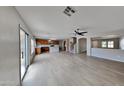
[22,52,124,86]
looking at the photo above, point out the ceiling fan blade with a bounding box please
[74,30,78,33]
[80,32,87,34]
[81,33,85,36]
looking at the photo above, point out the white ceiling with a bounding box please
[15,6,124,39]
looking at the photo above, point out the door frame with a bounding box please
[19,24,29,85]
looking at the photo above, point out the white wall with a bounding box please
[0,6,33,85]
[91,48,124,62]
[65,39,69,52]
[120,37,124,50]
[76,37,79,53]
[87,37,91,56]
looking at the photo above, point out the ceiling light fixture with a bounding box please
[63,6,76,17]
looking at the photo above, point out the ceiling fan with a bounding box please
[73,28,88,36]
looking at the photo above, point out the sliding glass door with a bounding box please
[20,28,29,80]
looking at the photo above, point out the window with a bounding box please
[31,38,35,55]
[108,41,114,48]
[101,40,114,48]
[101,41,107,48]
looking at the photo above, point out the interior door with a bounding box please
[20,28,29,80]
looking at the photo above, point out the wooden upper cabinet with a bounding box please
[36,39,59,45]
[36,39,49,45]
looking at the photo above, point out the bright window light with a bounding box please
[31,39,35,54]
[108,41,114,48]
[101,41,107,48]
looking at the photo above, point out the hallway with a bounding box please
[23,52,124,86]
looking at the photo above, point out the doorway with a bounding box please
[78,38,87,54]
[19,27,29,80]
[63,41,66,51]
